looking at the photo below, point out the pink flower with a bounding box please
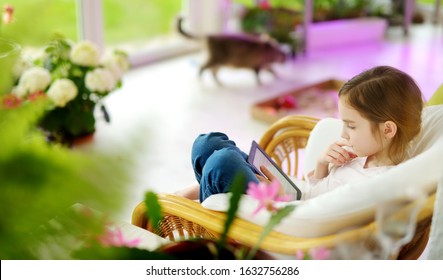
[309,247,330,260]
[27,91,46,101]
[2,94,22,109]
[258,0,271,10]
[246,180,292,215]
[295,249,305,260]
[3,4,13,24]
[98,227,141,248]
[295,247,330,260]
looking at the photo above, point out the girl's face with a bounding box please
[338,97,383,158]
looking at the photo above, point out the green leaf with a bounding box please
[144,191,162,232]
[218,173,246,250]
[246,204,296,259]
[0,101,134,259]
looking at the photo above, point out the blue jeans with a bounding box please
[191,132,259,202]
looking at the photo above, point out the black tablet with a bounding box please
[248,140,302,200]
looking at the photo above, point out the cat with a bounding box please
[176,16,287,86]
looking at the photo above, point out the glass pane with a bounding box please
[233,0,303,10]
[1,0,78,46]
[418,0,436,4]
[103,0,184,54]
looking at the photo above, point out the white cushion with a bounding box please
[202,105,443,237]
[303,117,342,177]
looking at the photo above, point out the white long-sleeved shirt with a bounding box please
[300,157,393,200]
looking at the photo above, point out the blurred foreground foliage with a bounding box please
[0,100,134,259]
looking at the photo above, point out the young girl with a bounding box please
[176,66,424,202]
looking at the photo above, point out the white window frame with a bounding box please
[77,0,104,50]
[76,0,226,68]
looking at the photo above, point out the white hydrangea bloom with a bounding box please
[113,52,130,72]
[12,56,33,80]
[85,68,116,94]
[18,66,51,96]
[11,85,27,98]
[13,47,44,79]
[70,41,100,67]
[47,79,78,107]
[102,51,130,80]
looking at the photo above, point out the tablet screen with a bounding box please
[248,141,302,200]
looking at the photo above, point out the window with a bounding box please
[102,0,194,66]
[6,0,234,66]
[1,0,78,46]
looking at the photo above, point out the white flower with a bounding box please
[70,41,100,67]
[13,47,44,79]
[102,51,130,80]
[18,66,51,96]
[11,85,27,98]
[47,79,78,107]
[85,68,116,94]
[12,56,33,80]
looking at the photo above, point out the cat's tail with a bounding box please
[176,16,201,40]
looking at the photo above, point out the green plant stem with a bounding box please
[144,191,162,232]
[246,204,296,260]
[218,173,247,254]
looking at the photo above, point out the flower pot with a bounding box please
[38,99,97,147]
[0,38,20,95]
[307,18,388,50]
[72,132,95,146]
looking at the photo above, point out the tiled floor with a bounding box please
[78,22,443,226]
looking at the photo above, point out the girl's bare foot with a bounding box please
[174,183,200,200]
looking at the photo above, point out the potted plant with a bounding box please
[3,36,130,146]
[307,0,389,50]
[239,1,303,57]
[313,0,371,22]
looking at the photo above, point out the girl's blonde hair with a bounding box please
[339,66,424,164]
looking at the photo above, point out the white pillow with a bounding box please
[203,105,443,237]
[303,117,342,177]
[407,105,443,157]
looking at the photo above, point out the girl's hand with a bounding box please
[255,166,285,195]
[255,165,273,184]
[318,139,357,167]
[313,139,356,179]
[255,173,271,184]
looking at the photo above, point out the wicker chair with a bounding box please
[131,112,441,259]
